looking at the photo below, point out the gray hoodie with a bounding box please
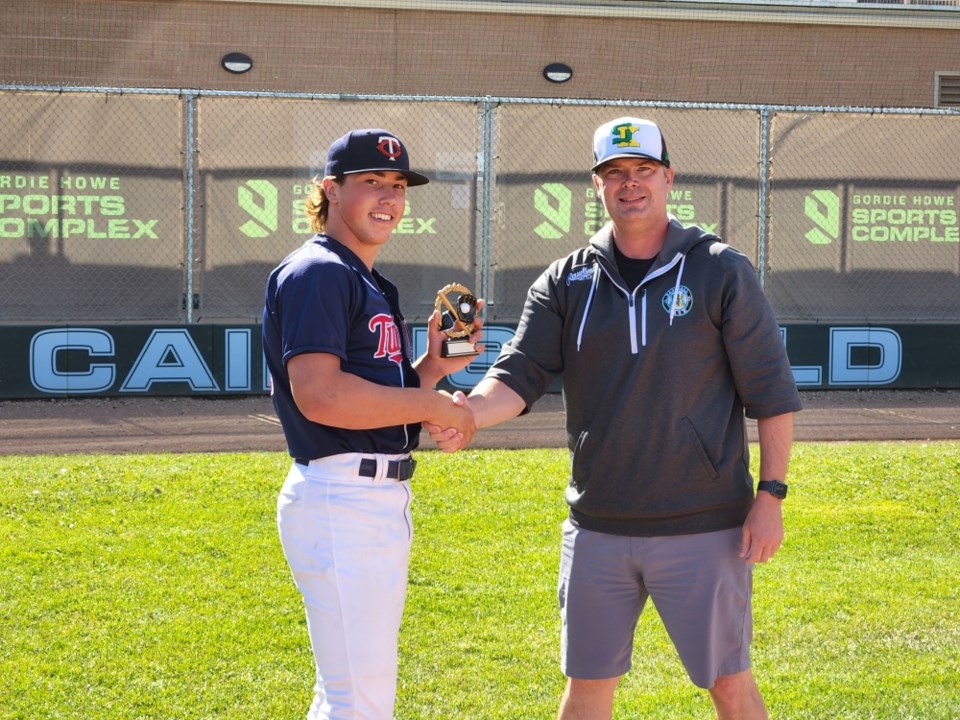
[486,219,802,536]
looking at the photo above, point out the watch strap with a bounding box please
[757,480,788,499]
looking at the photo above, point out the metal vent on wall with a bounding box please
[936,72,960,107]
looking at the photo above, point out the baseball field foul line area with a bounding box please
[0,443,957,718]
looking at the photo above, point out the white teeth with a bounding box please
[372,212,392,221]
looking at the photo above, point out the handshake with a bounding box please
[425,391,475,453]
[420,285,523,452]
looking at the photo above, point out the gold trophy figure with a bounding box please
[435,283,480,358]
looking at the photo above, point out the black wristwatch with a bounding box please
[757,480,789,499]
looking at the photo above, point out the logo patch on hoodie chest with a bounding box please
[662,285,693,317]
[566,267,594,286]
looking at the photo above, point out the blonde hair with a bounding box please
[304,175,343,233]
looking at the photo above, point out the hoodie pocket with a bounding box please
[679,416,720,483]
[570,429,592,493]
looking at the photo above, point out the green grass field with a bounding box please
[1,442,958,719]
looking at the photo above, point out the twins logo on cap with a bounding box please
[324,128,429,186]
[377,136,402,161]
[592,117,670,171]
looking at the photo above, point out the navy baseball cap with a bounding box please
[324,128,429,186]
[591,117,671,171]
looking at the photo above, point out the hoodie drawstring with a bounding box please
[668,254,687,326]
[641,289,647,348]
[577,249,688,353]
[576,265,601,352]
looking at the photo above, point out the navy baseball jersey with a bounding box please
[262,234,421,459]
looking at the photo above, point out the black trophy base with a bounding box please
[441,338,479,358]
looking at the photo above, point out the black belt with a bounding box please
[294,456,416,481]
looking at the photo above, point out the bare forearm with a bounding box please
[414,361,444,390]
[294,373,441,428]
[468,377,526,429]
[757,412,794,481]
[288,353,470,432]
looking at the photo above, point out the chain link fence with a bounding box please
[1,86,958,326]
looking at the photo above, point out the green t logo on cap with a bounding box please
[611,122,641,148]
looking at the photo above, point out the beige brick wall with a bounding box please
[1,0,958,107]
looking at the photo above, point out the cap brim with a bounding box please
[342,167,430,186]
[591,152,666,172]
[403,171,430,187]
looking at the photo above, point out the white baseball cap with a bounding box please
[591,117,670,171]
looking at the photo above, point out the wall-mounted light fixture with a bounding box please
[221,52,253,74]
[543,62,573,84]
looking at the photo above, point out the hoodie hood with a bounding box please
[587,216,717,277]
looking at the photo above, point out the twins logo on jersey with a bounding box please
[369,313,404,366]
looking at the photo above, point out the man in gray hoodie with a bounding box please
[429,117,802,719]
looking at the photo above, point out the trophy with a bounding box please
[435,283,480,358]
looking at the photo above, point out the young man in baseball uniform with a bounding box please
[263,128,481,719]
[430,117,802,719]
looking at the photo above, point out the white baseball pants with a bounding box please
[277,453,414,720]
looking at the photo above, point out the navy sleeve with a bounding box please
[274,260,356,367]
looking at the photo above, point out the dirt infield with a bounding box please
[1,389,958,456]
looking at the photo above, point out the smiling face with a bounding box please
[322,171,408,266]
[592,157,674,240]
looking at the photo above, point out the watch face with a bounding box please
[760,481,788,499]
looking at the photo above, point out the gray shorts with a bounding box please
[557,521,753,689]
